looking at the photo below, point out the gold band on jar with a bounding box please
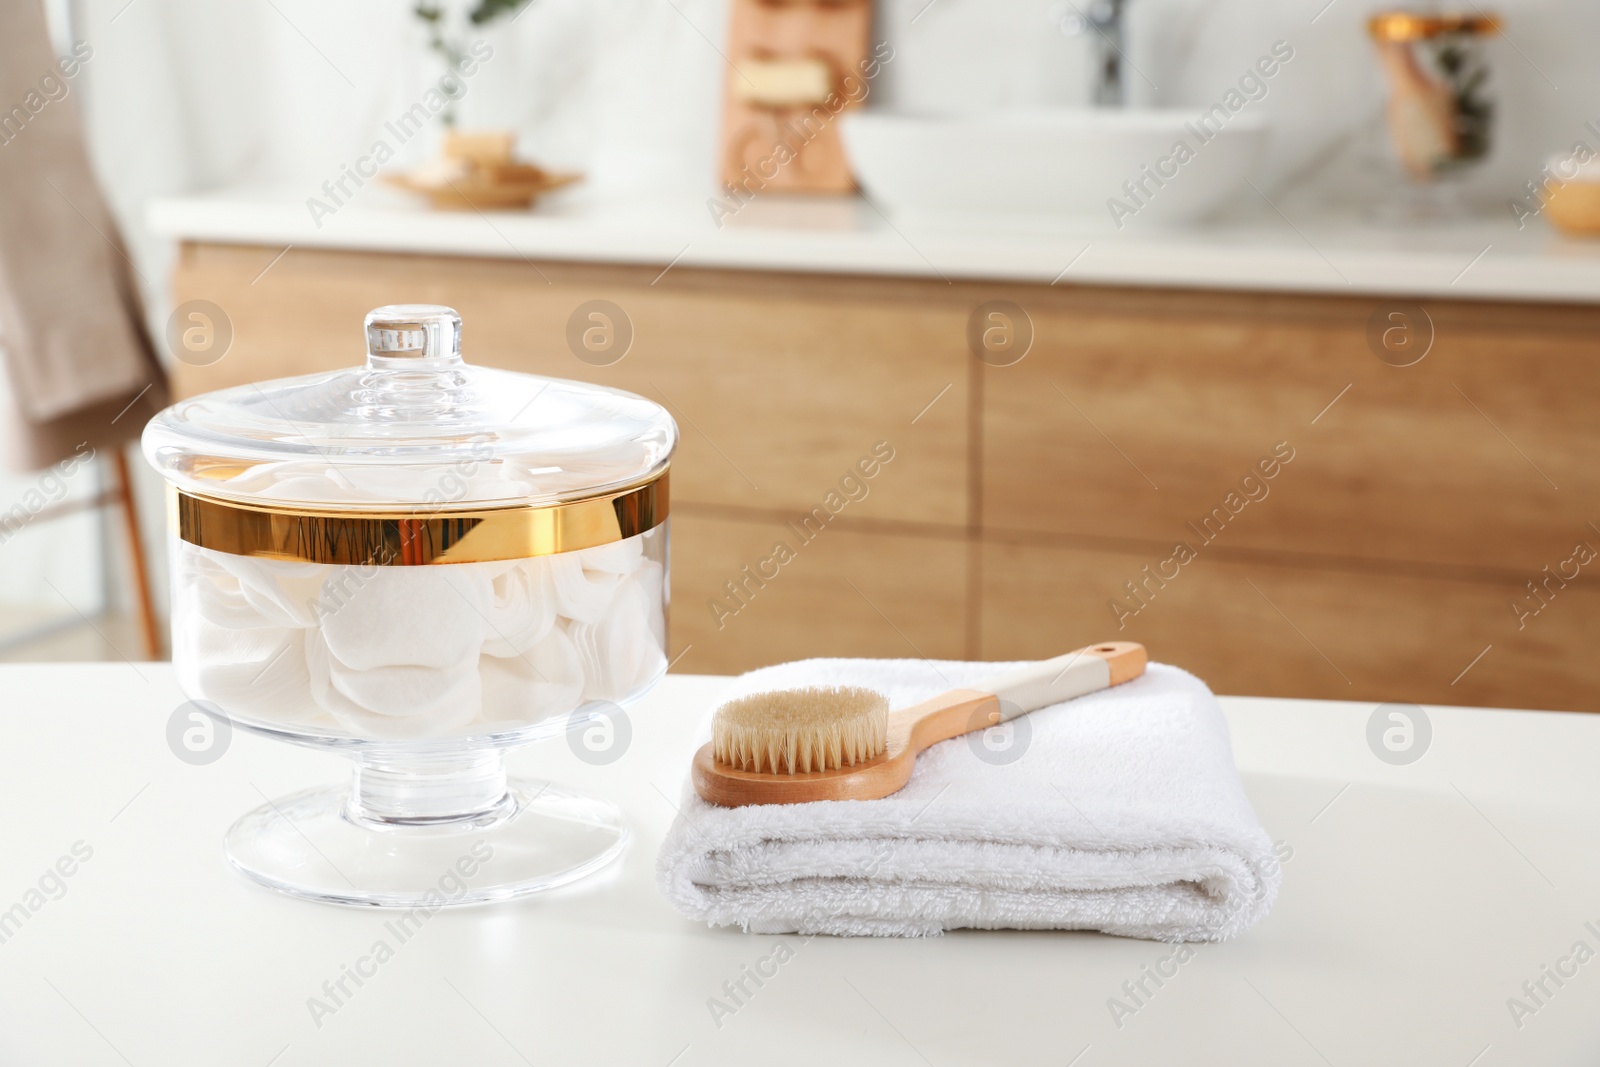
[170,474,668,565]
[1367,12,1499,40]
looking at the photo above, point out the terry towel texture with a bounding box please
[656,658,1281,941]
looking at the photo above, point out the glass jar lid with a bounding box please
[142,305,677,513]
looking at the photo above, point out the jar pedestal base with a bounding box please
[224,777,628,907]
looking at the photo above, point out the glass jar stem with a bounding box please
[346,748,512,826]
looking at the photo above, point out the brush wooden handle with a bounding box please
[692,641,1145,807]
[980,642,1147,720]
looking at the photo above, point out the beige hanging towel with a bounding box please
[0,0,166,469]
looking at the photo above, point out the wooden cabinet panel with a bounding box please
[669,508,968,676]
[980,288,1600,573]
[171,243,969,527]
[981,536,1600,712]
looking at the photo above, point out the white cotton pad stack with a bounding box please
[170,533,667,739]
[307,567,494,738]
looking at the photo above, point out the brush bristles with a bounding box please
[712,686,889,775]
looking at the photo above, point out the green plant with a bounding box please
[1433,34,1492,167]
[467,0,532,23]
[412,0,536,126]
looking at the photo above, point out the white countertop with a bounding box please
[147,185,1600,303]
[2,664,1598,1065]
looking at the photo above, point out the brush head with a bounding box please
[711,686,890,775]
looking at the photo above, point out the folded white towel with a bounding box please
[656,658,1281,941]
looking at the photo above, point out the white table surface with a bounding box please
[147,186,1600,304]
[2,664,1597,1066]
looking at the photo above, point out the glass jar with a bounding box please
[142,304,676,906]
[1367,10,1498,217]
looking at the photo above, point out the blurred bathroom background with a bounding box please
[4,0,1597,716]
[68,0,1593,260]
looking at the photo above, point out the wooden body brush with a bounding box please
[692,642,1146,807]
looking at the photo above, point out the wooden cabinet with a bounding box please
[170,242,1600,710]
[980,537,1600,711]
[171,245,970,526]
[673,512,968,669]
[979,288,1600,573]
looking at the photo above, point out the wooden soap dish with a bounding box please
[382,130,580,211]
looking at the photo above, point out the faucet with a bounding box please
[1054,0,1128,107]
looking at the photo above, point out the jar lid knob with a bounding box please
[364,305,462,364]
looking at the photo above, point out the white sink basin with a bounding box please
[840,108,1267,228]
